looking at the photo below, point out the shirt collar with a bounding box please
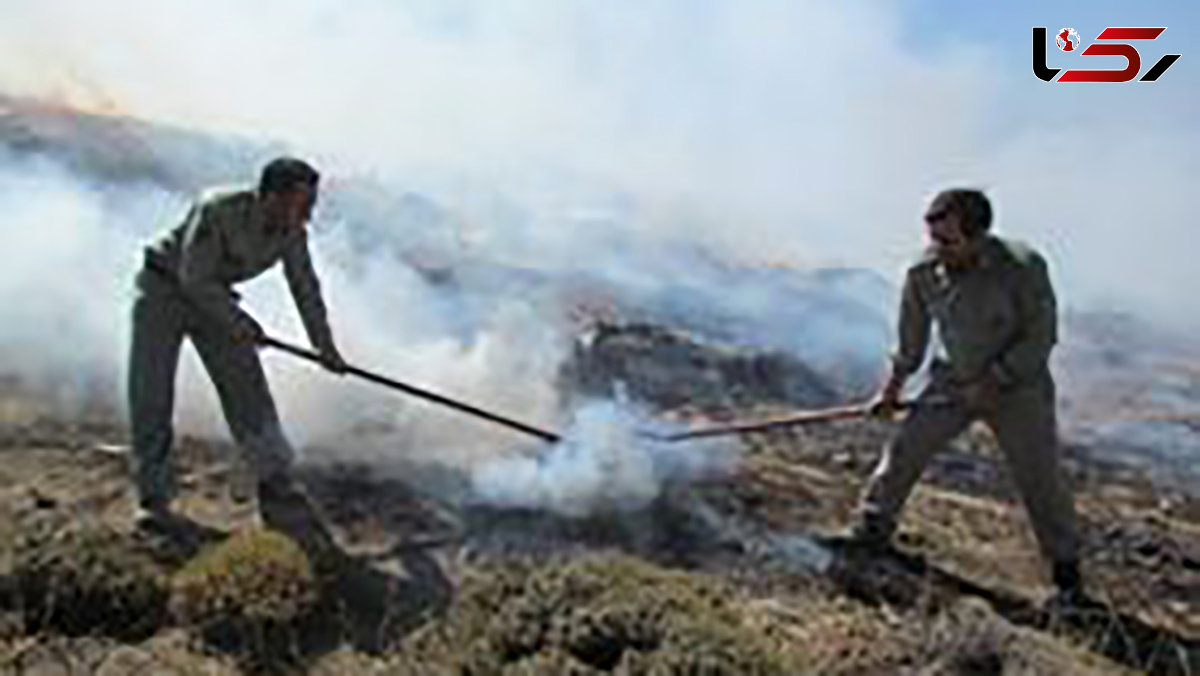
[932,236,1000,278]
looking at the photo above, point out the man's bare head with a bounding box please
[924,188,992,268]
[258,157,319,231]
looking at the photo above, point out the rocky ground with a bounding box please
[1,323,1197,675]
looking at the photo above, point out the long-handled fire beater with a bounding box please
[264,333,923,445]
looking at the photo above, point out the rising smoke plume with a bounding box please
[471,399,735,516]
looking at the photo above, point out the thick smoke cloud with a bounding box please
[0,0,1194,323]
[0,152,176,417]
[0,1,1196,508]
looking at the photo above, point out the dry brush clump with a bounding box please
[0,631,243,675]
[404,552,797,674]
[7,524,170,640]
[915,597,1135,676]
[744,595,916,674]
[169,528,319,667]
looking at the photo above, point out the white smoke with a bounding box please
[470,399,734,517]
[0,0,1194,327]
[0,151,176,417]
[0,1,1196,509]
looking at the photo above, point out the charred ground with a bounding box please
[0,323,1197,675]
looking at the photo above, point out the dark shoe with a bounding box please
[133,499,174,532]
[133,499,215,547]
[258,478,341,568]
[1052,560,1084,599]
[839,516,895,554]
[1044,560,1101,617]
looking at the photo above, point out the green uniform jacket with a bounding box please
[890,235,1057,388]
[143,186,335,353]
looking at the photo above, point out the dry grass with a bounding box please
[170,528,319,670]
[170,528,316,627]
[916,597,1138,675]
[744,594,915,674]
[405,552,796,674]
[0,630,241,675]
[9,525,169,640]
[1,406,1194,674]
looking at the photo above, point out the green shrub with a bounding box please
[170,528,315,627]
[170,528,318,668]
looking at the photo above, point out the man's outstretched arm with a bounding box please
[282,233,345,372]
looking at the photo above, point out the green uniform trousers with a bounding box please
[127,268,293,507]
[860,366,1078,565]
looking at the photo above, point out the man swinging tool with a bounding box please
[848,188,1083,603]
[128,157,346,551]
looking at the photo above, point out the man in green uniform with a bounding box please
[853,188,1082,600]
[129,157,346,547]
